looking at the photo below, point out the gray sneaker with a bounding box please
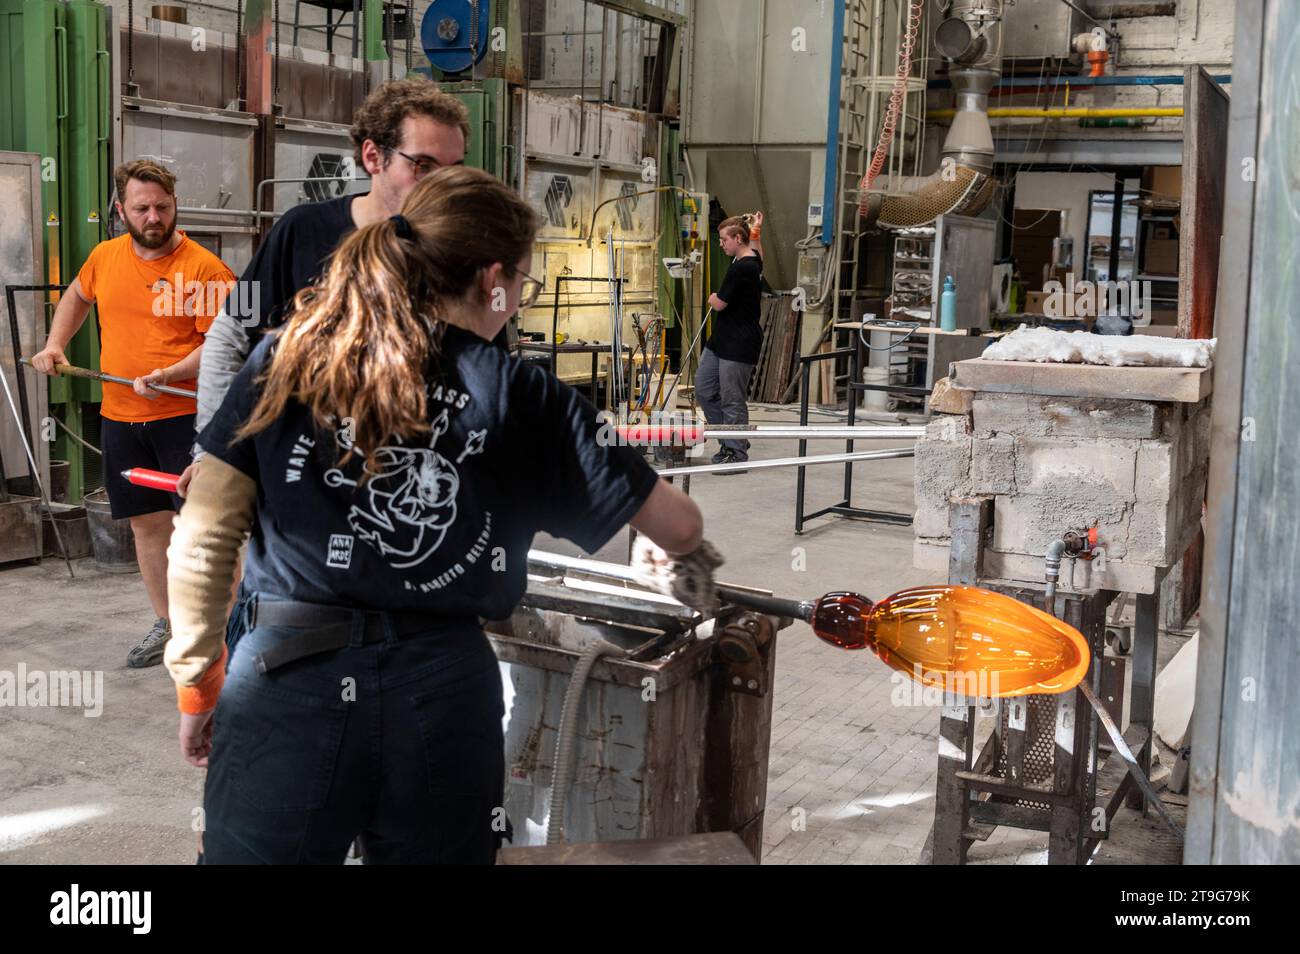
[127,617,171,669]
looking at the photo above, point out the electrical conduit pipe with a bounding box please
[927,106,1183,119]
[545,638,632,845]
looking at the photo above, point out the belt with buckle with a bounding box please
[245,596,475,674]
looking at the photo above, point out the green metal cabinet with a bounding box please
[1,0,110,500]
[441,77,508,181]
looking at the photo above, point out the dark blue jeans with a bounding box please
[202,602,506,864]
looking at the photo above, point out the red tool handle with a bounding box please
[122,468,181,493]
[613,424,704,445]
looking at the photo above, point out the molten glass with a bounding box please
[811,585,1091,697]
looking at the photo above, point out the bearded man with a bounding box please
[32,159,236,668]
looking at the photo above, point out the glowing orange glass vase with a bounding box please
[810,585,1091,697]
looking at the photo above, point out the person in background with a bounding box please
[699,211,764,471]
[165,166,721,864]
[31,160,235,667]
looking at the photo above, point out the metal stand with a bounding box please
[294,0,397,58]
[539,274,629,410]
[4,283,73,575]
[6,284,64,458]
[927,497,1164,864]
[794,346,912,531]
[516,341,631,409]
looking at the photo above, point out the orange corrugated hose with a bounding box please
[858,0,925,213]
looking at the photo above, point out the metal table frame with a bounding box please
[5,283,65,464]
[794,346,913,531]
[515,341,626,408]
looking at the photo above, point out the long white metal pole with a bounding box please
[698,425,923,440]
[656,446,914,477]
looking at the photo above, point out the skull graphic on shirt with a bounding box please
[325,410,485,568]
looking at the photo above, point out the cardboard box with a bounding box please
[1145,238,1179,275]
[1150,166,1182,201]
[1024,290,1047,314]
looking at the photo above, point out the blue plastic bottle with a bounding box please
[940,275,957,331]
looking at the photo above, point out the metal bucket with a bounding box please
[862,366,891,411]
[0,496,43,564]
[49,459,70,503]
[83,489,138,573]
[41,503,93,559]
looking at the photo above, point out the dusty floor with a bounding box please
[0,404,1181,864]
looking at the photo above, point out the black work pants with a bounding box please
[202,601,506,864]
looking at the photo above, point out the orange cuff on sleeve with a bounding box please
[176,644,228,715]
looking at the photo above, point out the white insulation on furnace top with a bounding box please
[982,326,1216,368]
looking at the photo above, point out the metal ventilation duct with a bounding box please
[861,2,1002,230]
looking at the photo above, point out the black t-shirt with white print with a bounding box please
[199,325,658,619]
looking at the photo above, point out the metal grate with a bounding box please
[995,694,1058,811]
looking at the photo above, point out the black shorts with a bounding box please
[101,414,195,519]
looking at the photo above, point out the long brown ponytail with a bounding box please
[235,165,538,471]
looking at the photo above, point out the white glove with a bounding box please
[631,536,725,615]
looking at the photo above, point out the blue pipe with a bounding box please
[927,73,1230,90]
[821,0,846,246]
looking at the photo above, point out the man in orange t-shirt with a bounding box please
[32,160,235,668]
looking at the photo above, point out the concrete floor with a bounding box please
[0,404,1176,864]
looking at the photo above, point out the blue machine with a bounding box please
[421,0,492,74]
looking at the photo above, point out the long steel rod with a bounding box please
[615,424,923,440]
[21,358,197,399]
[700,425,922,440]
[658,304,712,410]
[0,358,73,577]
[657,447,913,477]
[1038,564,1181,838]
[526,549,812,619]
[1079,681,1185,839]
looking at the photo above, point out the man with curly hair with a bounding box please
[187,78,474,493]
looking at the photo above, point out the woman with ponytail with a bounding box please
[164,166,714,864]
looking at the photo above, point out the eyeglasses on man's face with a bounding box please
[390,148,464,177]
